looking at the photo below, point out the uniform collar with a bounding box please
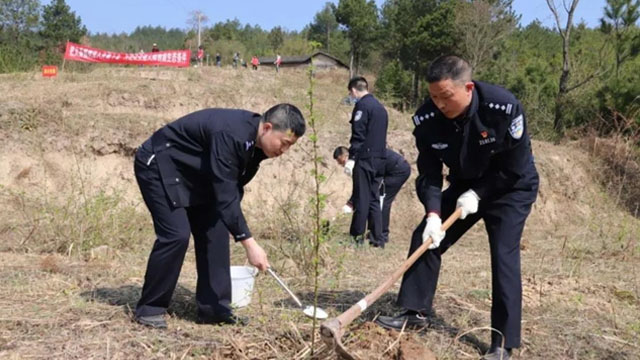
[245,113,262,151]
[250,113,261,141]
[449,85,479,126]
[464,85,480,119]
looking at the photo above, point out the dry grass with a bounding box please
[582,135,640,216]
[0,66,638,359]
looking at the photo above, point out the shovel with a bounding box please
[320,208,463,360]
[267,267,328,320]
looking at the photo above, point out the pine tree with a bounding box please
[40,0,86,49]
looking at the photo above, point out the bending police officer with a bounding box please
[133,104,305,329]
[375,56,538,360]
[334,146,410,247]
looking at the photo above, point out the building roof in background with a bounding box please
[258,51,348,69]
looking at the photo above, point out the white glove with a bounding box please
[456,189,480,220]
[423,215,446,249]
[344,160,355,177]
[342,204,353,214]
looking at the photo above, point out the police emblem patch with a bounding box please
[432,143,448,150]
[354,110,363,122]
[509,114,524,139]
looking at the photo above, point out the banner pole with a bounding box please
[61,40,68,72]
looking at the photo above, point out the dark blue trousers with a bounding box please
[350,157,385,242]
[134,146,232,319]
[397,178,538,349]
[379,162,411,244]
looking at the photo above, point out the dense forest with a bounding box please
[1,0,639,141]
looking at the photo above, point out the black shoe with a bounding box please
[197,312,249,326]
[369,241,385,249]
[483,346,511,360]
[135,314,167,329]
[375,310,430,330]
[353,235,365,246]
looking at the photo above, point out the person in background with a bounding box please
[215,53,221,67]
[251,55,260,70]
[343,76,389,247]
[274,54,282,73]
[233,52,240,69]
[151,43,159,52]
[334,146,410,248]
[197,46,204,67]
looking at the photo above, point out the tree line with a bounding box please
[1,0,639,140]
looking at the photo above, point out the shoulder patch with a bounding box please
[509,114,524,139]
[484,102,514,115]
[412,111,436,127]
[354,110,363,122]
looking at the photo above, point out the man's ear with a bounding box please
[262,122,273,132]
[465,81,475,93]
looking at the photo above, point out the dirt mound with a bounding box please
[530,140,600,224]
[338,322,436,360]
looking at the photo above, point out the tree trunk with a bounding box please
[547,0,580,137]
[616,40,621,78]
[412,65,420,108]
[555,41,571,134]
[349,50,354,79]
[327,27,330,53]
[354,49,360,76]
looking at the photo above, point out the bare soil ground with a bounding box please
[0,67,638,359]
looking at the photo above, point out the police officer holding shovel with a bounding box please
[375,56,539,360]
[133,104,305,329]
[344,76,389,246]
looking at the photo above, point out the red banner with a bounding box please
[64,42,191,67]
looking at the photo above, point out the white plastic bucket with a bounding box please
[230,266,258,308]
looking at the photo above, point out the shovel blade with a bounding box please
[320,318,359,360]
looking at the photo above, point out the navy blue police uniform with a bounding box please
[134,109,267,320]
[352,148,411,247]
[380,149,411,244]
[398,81,539,349]
[348,93,388,244]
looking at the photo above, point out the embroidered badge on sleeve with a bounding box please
[509,114,524,139]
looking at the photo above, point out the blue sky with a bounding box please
[47,0,608,35]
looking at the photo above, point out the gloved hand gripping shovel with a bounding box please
[320,208,463,360]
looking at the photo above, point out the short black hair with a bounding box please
[347,76,368,92]
[333,146,348,160]
[426,55,472,84]
[263,103,306,137]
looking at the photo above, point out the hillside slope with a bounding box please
[0,67,638,359]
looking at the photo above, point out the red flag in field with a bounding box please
[64,42,190,67]
[42,65,58,77]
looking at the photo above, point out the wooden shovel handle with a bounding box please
[335,208,462,328]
